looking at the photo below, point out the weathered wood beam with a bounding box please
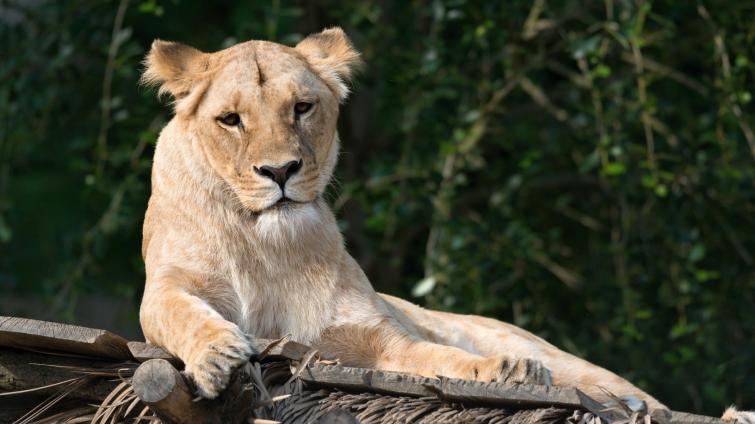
[126,337,310,364]
[251,337,311,362]
[299,363,581,408]
[127,341,181,366]
[0,316,309,365]
[0,316,130,359]
[297,363,726,424]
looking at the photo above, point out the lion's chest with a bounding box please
[223,250,338,345]
[209,205,342,345]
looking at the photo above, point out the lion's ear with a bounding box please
[141,40,208,99]
[296,27,363,102]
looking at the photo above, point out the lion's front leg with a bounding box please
[140,273,255,399]
[393,344,553,386]
[315,321,551,386]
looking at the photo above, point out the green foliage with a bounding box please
[1,0,754,414]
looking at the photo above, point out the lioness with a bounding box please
[139,27,752,421]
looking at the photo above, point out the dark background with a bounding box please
[2,0,754,415]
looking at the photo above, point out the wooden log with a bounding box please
[132,359,214,424]
[0,316,130,359]
[132,358,255,424]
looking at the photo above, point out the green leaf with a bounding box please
[688,244,706,263]
[0,215,11,243]
[578,150,600,174]
[593,64,611,79]
[412,276,436,297]
[572,36,601,60]
[603,162,626,176]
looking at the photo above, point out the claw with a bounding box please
[184,325,254,399]
[494,357,551,385]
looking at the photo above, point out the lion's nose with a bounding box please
[254,159,302,188]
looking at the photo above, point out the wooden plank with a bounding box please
[432,375,583,408]
[252,337,311,362]
[128,341,182,366]
[127,338,311,365]
[299,363,726,423]
[0,315,305,363]
[0,316,130,360]
[299,363,582,408]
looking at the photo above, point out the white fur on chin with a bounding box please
[253,201,321,244]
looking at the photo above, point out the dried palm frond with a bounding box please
[12,376,94,424]
[1,360,152,424]
[22,406,96,424]
[91,381,136,424]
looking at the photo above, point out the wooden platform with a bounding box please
[0,316,726,424]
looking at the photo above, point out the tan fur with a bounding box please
[139,28,751,420]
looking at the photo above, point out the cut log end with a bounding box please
[132,358,185,404]
[132,358,207,424]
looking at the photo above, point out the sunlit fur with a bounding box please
[138,28,751,421]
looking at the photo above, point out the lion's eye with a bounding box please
[217,113,241,126]
[294,102,313,116]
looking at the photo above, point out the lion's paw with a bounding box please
[475,355,552,385]
[184,324,254,399]
[723,407,755,424]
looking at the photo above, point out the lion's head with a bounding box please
[142,28,361,219]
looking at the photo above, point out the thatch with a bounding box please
[270,388,584,423]
[0,316,725,424]
[3,360,628,424]
[250,361,642,424]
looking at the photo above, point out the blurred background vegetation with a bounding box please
[1,0,754,415]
